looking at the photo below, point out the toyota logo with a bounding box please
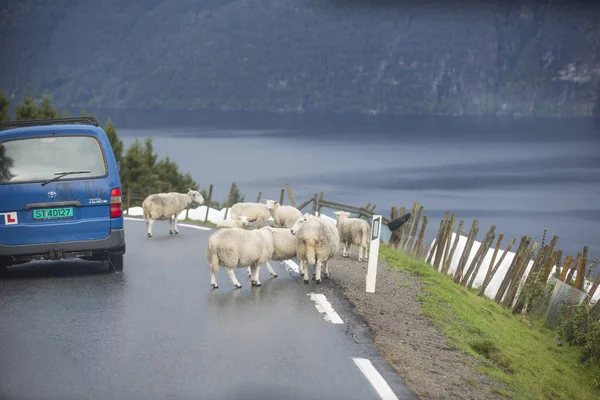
[47,191,57,199]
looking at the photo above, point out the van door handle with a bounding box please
[23,201,83,210]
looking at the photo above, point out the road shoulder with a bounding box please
[326,248,508,400]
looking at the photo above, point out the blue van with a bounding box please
[0,117,126,272]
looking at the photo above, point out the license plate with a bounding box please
[33,207,74,220]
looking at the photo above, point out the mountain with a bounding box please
[1,0,599,117]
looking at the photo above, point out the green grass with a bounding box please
[380,245,600,400]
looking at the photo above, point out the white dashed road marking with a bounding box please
[307,292,344,324]
[353,358,400,400]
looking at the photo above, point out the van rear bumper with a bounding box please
[0,229,125,259]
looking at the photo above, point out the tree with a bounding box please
[15,97,40,120]
[224,182,245,206]
[0,89,10,122]
[104,118,123,162]
[38,95,60,119]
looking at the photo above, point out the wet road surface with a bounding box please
[0,219,417,400]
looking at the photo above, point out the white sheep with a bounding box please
[142,189,204,237]
[216,215,250,229]
[290,213,339,284]
[207,227,275,289]
[334,211,370,261]
[230,202,271,222]
[265,199,302,228]
[246,226,296,278]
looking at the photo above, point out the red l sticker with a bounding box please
[4,212,18,225]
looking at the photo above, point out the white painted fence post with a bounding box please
[366,214,383,293]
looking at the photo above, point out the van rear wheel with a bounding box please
[109,254,124,272]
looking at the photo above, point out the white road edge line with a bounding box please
[123,217,211,231]
[353,358,400,400]
[307,292,344,324]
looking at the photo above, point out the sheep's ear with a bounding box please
[188,188,192,192]
[275,201,279,205]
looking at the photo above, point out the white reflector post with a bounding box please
[366,214,382,293]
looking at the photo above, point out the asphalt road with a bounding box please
[0,219,417,400]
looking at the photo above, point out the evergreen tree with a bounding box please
[104,118,123,162]
[0,90,10,122]
[224,182,245,206]
[15,97,40,120]
[38,95,60,118]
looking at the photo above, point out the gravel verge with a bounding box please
[325,247,509,400]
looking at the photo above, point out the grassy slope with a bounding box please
[380,245,599,400]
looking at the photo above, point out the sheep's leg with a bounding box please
[226,268,242,289]
[250,263,262,286]
[247,266,252,277]
[169,216,174,235]
[303,261,310,284]
[358,244,363,261]
[265,261,278,278]
[343,242,349,257]
[174,214,179,234]
[210,268,219,289]
[324,261,330,279]
[363,245,369,262]
[298,260,304,275]
[146,218,154,237]
[315,260,322,284]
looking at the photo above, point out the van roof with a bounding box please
[0,124,105,141]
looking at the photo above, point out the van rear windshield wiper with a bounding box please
[41,170,91,186]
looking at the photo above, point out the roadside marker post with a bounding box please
[366,214,382,293]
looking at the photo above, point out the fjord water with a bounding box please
[84,108,600,273]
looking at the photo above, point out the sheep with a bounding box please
[206,227,275,289]
[246,226,296,279]
[334,211,370,261]
[142,189,204,237]
[216,215,250,229]
[230,202,271,222]
[290,213,339,284]
[265,199,302,228]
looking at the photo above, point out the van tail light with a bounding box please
[110,188,123,218]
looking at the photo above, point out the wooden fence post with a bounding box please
[503,240,539,309]
[477,237,516,296]
[465,225,497,288]
[407,205,424,255]
[432,213,451,270]
[223,183,235,220]
[442,219,464,275]
[389,206,398,245]
[256,191,262,203]
[414,215,428,258]
[285,184,296,208]
[204,184,213,223]
[311,193,318,215]
[574,246,588,290]
[559,255,573,282]
[318,192,324,215]
[426,212,448,265]
[566,252,582,284]
[494,236,528,303]
[126,188,131,215]
[279,188,285,205]
[453,220,479,283]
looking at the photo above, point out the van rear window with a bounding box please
[0,135,107,184]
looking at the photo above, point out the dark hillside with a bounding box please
[1,0,599,116]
